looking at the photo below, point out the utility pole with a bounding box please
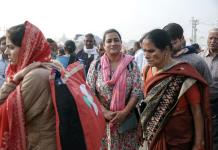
[191,17,199,43]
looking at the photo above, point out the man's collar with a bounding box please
[205,49,218,57]
[205,49,210,56]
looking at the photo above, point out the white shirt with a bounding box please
[134,49,147,73]
[83,47,99,59]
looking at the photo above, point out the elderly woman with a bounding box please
[0,21,105,150]
[140,29,212,150]
[87,29,143,150]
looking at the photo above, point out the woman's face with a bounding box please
[5,36,20,65]
[103,32,122,56]
[142,39,168,69]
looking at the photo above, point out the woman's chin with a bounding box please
[108,51,120,56]
[147,63,154,67]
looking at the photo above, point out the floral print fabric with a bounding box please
[87,58,143,150]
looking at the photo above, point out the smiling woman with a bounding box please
[103,29,122,57]
[87,29,143,150]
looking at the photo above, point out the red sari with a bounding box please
[142,62,212,150]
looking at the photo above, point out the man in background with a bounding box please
[134,41,147,74]
[199,28,218,150]
[163,23,212,84]
[76,33,98,75]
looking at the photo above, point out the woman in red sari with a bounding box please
[140,29,212,150]
[0,21,105,150]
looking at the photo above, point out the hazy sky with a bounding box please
[0,0,218,44]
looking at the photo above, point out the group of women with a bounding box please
[87,28,211,150]
[0,21,212,150]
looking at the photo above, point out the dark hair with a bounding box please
[102,29,122,43]
[163,23,184,40]
[7,24,25,47]
[64,40,76,54]
[85,33,94,39]
[84,33,96,46]
[191,43,200,50]
[142,29,172,51]
[47,38,56,44]
[133,41,141,49]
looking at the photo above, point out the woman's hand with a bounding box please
[192,142,204,150]
[13,62,41,83]
[110,110,129,124]
[190,103,204,150]
[103,110,117,121]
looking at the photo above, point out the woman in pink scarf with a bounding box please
[87,29,143,150]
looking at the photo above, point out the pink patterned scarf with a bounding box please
[100,53,134,111]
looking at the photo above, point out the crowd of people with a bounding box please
[0,21,217,150]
